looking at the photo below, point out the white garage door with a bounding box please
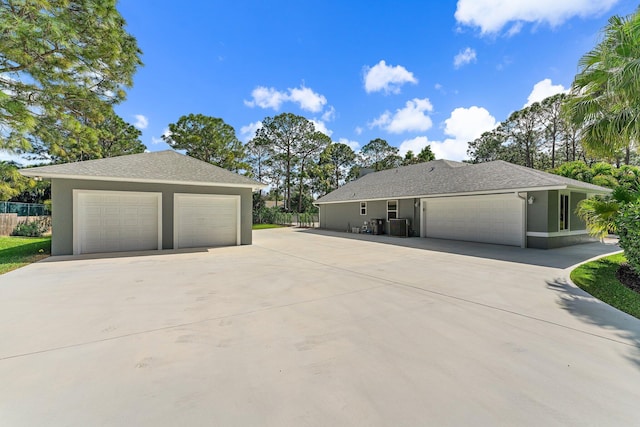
[174,194,240,249]
[422,194,524,247]
[75,191,161,255]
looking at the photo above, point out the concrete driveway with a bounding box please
[1,228,639,426]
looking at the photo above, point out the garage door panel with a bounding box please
[174,194,239,249]
[76,191,161,254]
[424,195,523,247]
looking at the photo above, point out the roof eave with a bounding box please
[314,184,610,204]
[19,171,267,191]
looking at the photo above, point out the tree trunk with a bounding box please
[625,145,631,165]
[298,162,305,213]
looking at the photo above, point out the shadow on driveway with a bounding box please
[300,228,621,269]
[547,277,640,369]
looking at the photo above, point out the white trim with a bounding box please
[73,189,163,255]
[387,199,398,221]
[21,172,265,190]
[527,230,590,238]
[314,185,610,205]
[359,201,367,216]
[173,193,241,249]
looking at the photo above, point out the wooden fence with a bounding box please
[0,214,51,236]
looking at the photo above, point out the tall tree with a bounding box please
[245,137,271,185]
[360,138,401,171]
[319,142,356,191]
[502,103,544,169]
[540,93,568,168]
[95,112,145,158]
[566,9,640,164]
[402,145,435,165]
[0,0,143,160]
[253,113,317,211]
[163,114,246,171]
[467,130,509,163]
[295,131,330,212]
[417,145,436,162]
[0,161,28,201]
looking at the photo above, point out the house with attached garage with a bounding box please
[20,150,265,255]
[314,159,610,249]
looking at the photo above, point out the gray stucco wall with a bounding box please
[51,179,253,255]
[570,192,587,231]
[547,190,559,233]
[319,190,592,249]
[319,199,419,235]
[526,190,549,233]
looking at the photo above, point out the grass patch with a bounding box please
[252,224,285,230]
[0,236,51,275]
[570,253,640,319]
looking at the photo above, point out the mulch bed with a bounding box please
[616,263,640,294]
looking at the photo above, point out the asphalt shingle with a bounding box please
[316,159,610,203]
[20,150,264,188]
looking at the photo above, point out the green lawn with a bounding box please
[252,224,285,230]
[571,253,640,319]
[0,236,51,275]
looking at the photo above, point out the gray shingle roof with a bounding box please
[315,159,610,203]
[20,150,265,189]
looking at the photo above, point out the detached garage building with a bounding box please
[20,151,265,255]
[315,160,610,249]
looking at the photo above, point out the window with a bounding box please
[387,200,398,221]
[560,193,570,231]
[360,201,367,216]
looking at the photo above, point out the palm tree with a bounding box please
[566,9,640,164]
[577,187,640,239]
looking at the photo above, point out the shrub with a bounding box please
[12,218,51,237]
[616,202,640,273]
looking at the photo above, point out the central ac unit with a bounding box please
[389,218,409,237]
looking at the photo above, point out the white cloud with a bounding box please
[398,136,431,157]
[133,114,148,129]
[288,86,327,113]
[244,84,327,112]
[455,0,618,35]
[354,126,363,135]
[337,137,360,151]
[151,128,171,145]
[322,106,336,122]
[369,98,434,134]
[430,139,470,162]
[363,60,418,94]
[425,106,498,161]
[524,78,567,107]
[239,121,263,142]
[453,48,477,69]
[244,86,289,110]
[311,119,333,137]
[444,106,497,142]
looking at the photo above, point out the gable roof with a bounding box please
[20,150,265,190]
[315,159,610,204]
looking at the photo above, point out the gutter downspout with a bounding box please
[516,192,528,248]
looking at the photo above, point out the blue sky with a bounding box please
[6,0,640,163]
